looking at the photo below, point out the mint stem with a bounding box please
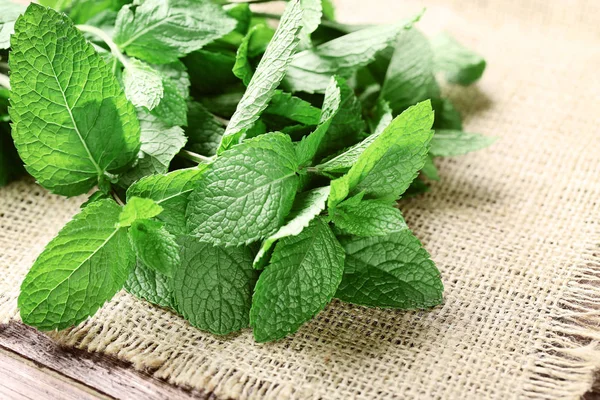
[76,24,130,67]
[178,149,214,164]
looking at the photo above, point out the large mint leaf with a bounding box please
[127,166,208,235]
[9,4,140,196]
[283,15,419,94]
[125,259,175,309]
[118,112,187,187]
[254,186,330,268]
[331,198,407,237]
[430,130,497,157]
[250,218,345,342]
[217,0,303,152]
[113,0,236,64]
[187,133,299,246]
[328,100,434,207]
[185,101,225,157]
[431,33,486,86]
[381,29,439,115]
[18,199,135,330]
[173,236,258,335]
[0,2,26,49]
[336,231,443,308]
[129,219,180,277]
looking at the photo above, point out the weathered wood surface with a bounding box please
[0,322,218,400]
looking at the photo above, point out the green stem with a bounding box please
[76,24,129,67]
[0,73,10,90]
[178,149,215,164]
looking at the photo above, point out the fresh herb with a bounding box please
[3,0,494,342]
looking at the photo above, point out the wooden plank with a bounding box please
[0,347,107,400]
[0,322,218,400]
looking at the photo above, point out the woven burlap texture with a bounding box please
[1,0,599,398]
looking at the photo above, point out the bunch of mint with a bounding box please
[0,0,494,342]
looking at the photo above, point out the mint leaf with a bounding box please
[250,218,345,342]
[328,100,434,206]
[173,236,258,335]
[69,0,127,25]
[254,186,330,268]
[233,24,264,86]
[113,0,237,64]
[125,260,175,309]
[122,58,164,111]
[18,199,135,330]
[127,166,208,235]
[381,29,439,115]
[217,0,303,152]
[118,112,187,187]
[430,130,497,157]
[434,98,463,130]
[0,2,26,49]
[265,91,321,126]
[150,79,188,127]
[184,50,237,95]
[336,231,443,308]
[431,33,486,86]
[284,15,419,93]
[119,196,163,227]
[9,4,141,196]
[331,198,407,237]
[421,156,440,181]
[129,219,180,277]
[187,133,299,246]
[298,0,322,46]
[185,101,225,157]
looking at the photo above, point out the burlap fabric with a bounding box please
[1,0,599,398]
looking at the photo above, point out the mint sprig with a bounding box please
[2,0,494,342]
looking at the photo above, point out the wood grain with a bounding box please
[0,322,219,400]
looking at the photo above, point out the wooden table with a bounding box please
[0,322,218,400]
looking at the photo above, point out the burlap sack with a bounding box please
[1,0,599,398]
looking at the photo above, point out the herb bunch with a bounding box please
[0,0,494,342]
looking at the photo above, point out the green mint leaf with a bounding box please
[127,166,208,235]
[250,218,345,342]
[122,58,164,111]
[336,231,443,308]
[433,98,463,130]
[322,0,335,20]
[381,29,440,115]
[421,156,440,181]
[119,196,163,227]
[68,0,128,25]
[187,133,299,246]
[113,0,237,64]
[0,2,26,49]
[254,186,330,268]
[265,90,321,126]
[38,0,71,9]
[298,0,322,47]
[9,4,141,196]
[295,77,341,166]
[316,101,393,173]
[173,236,258,335]
[184,101,225,157]
[328,100,434,207]
[284,15,420,94]
[80,191,110,209]
[233,24,264,86]
[153,61,191,100]
[331,198,408,237]
[430,130,497,157]
[18,199,135,330]
[217,0,303,152]
[118,112,187,187]
[129,219,180,277]
[431,33,486,86]
[125,259,175,310]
